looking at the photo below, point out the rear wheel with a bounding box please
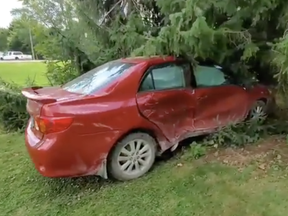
[15,57,19,60]
[108,133,157,181]
[249,100,267,119]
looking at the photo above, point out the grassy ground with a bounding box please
[1,63,288,215]
[0,62,48,86]
[0,133,288,216]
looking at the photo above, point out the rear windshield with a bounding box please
[62,61,134,95]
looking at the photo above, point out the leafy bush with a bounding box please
[0,80,28,132]
[206,115,268,148]
[189,112,288,158]
[190,143,207,159]
[46,61,79,85]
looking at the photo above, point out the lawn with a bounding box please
[1,133,288,216]
[1,62,288,216]
[0,62,48,86]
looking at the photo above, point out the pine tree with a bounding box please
[16,0,288,90]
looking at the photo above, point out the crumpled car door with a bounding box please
[136,89,196,144]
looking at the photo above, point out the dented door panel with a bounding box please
[193,85,249,130]
[136,89,196,143]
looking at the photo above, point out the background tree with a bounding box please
[6,0,288,91]
[0,28,8,51]
[7,18,32,53]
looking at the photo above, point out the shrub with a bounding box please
[46,61,79,85]
[189,112,288,159]
[0,80,28,132]
[206,115,268,148]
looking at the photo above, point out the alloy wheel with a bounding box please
[117,139,153,175]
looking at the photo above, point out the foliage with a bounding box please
[0,80,28,132]
[0,28,8,51]
[7,19,31,53]
[3,0,288,88]
[190,143,207,159]
[189,113,288,159]
[46,61,79,85]
[0,0,283,81]
[207,116,268,148]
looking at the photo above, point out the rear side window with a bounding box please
[62,61,134,95]
[195,66,227,87]
[139,63,186,92]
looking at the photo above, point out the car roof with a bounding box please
[120,56,178,64]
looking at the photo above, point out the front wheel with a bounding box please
[249,100,267,119]
[108,133,157,181]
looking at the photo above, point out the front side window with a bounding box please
[152,65,185,90]
[62,61,134,95]
[139,64,185,92]
[195,66,228,87]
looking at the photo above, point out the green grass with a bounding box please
[1,132,288,216]
[0,62,48,86]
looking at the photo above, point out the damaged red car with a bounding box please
[22,56,274,181]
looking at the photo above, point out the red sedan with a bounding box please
[22,56,274,181]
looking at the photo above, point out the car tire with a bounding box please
[108,132,157,181]
[249,100,267,119]
[15,57,19,60]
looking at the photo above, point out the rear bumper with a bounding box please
[25,120,122,178]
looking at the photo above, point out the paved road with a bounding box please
[0,60,46,63]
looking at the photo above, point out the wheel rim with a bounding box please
[250,105,263,118]
[117,139,153,175]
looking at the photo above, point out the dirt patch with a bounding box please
[201,135,288,171]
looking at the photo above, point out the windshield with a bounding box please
[62,61,135,95]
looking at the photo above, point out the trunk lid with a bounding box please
[22,86,82,116]
[22,86,82,139]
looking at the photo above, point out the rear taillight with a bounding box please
[34,116,73,134]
